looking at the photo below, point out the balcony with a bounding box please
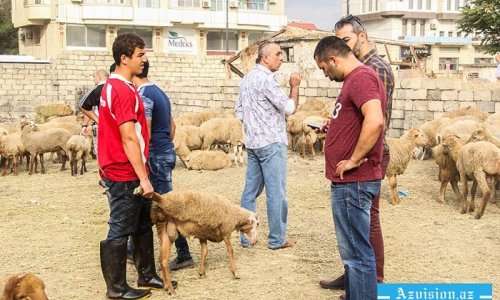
[24,0,51,21]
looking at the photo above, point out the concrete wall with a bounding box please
[0,51,498,138]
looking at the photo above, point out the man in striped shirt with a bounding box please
[320,14,395,293]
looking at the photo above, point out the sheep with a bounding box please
[173,125,203,166]
[0,131,30,176]
[144,189,259,295]
[483,112,500,138]
[185,150,232,171]
[199,118,244,165]
[436,119,484,144]
[175,110,219,127]
[296,99,328,112]
[432,137,465,204]
[456,140,500,219]
[468,129,500,147]
[299,115,329,158]
[65,135,92,176]
[0,273,48,300]
[386,128,429,204]
[20,121,72,175]
[442,105,489,122]
[286,109,329,151]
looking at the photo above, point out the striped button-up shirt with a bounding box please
[235,64,294,149]
[360,49,395,128]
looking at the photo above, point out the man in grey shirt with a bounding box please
[235,42,301,250]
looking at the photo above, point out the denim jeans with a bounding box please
[148,148,191,260]
[240,143,288,249]
[103,179,153,245]
[331,181,380,300]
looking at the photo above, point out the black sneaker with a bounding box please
[169,258,195,271]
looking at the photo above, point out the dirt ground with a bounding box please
[0,152,499,300]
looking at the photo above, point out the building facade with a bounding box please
[342,0,495,76]
[11,0,286,59]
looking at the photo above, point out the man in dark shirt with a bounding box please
[315,36,386,300]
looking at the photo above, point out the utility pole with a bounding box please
[225,0,229,54]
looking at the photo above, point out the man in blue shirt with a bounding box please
[133,61,195,273]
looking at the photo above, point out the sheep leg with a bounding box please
[28,152,35,175]
[25,154,30,172]
[438,181,448,204]
[299,134,306,158]
[198,239,208,278]
[474,173,491,219]
[60,151,67,171]
[157,221,175,295]
[388,175,400,205]
[223,236,239,279]
[1,157,7,176]
[469,180,478,212]
[12,155,17,176]
[459,176,469,214]
[40,153,45,174]
[450,179,461,203]
[309,140,315,157]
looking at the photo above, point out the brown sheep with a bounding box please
[185,150,232,171]
[0,273,48,300]
[145,189,259,295]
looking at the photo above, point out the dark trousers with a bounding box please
[370,147,389,283]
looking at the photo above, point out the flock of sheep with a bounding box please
[1,102,499,218]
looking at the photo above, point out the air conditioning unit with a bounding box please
[71,0,83,3]
[430,23,436,30]
[229,0,238,8]
[202,0,210,8]
[269,0,276,3]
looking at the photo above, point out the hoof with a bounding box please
[474,214,482,220]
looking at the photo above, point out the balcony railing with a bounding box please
[24,0,50,6]
[404,35,472,44]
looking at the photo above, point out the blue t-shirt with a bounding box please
[138,82,174,155]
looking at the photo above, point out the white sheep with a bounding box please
[21,121,72,175]
[185,150,232,171]
[0,131,29,176]
[175,110,219,127]
[483,112,500,138]
[173,125,203,166]
[199,118,244,165]
[65,135,92,176]
[456,140,500,219]
[296,99,328,112]
[468,129,500,147]
[436,119,484,144]
[442,105,489,122]
[146,189,259,295]
[386,128,429,204]
[286,109,329,152]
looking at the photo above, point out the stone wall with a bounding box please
[0,51,498,137]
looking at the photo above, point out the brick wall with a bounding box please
[1,51,498,137]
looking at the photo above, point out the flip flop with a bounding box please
[270,239,295,250]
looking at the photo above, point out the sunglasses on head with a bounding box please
[335,14,365,32]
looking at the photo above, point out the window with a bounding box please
[239,0,268,11]
[84,0,130,4]
[402,19,407,36]
[439,31,445,37]
[409,0,413,9]
[282,46,294,62]
[173,0,200,7]
[138,0,160,8]
[448,31,453,37]
[439,57,458,70]
[67,24,106,48]
[447,0,451,10]
[33,26,41,45]
[420,20,425,36]
[417,0,422,9]
[369,0,372,11]
[455,0,459,10]
[362,0,365,12]
[457,31,461,37]
[118,27,153,49]
[411,20,417,36]
[474,58,493,64]
[206,31,238,52]
[210,0,224,10]
[426,0,430,9]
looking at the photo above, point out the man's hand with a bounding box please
[139,178,154,198]
[289,72,302,87]
[80,126,90,136]
[335,158,368,180]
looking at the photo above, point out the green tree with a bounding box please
[457,0,500,55]
[0,0,18,54]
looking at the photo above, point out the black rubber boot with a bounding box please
[100,240,151,300]
[132,231,177,290]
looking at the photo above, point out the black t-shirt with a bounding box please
[79,82,104,111]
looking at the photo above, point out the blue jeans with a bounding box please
[103,179,153,245]
[240,143,288,249]
[331,181,380,300]
[148,149,191,260]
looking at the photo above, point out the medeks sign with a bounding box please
[164,28,198,55]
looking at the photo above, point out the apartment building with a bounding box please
[11,0,286,59]
[342,0,495,74]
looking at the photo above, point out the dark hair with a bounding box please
[109,63,116,73]
[314,36,352,62]
[112,33,145,66]
[136,60,149,78]
[334,14,365,34]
